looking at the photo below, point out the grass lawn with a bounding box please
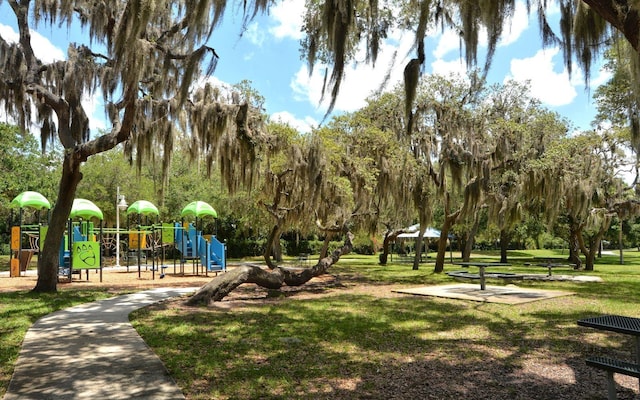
[130,250,640,399]
[2,249,640,398]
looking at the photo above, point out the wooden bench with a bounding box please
[585,356,640,399]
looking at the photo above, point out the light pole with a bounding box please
[115,187,128,267]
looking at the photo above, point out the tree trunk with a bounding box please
[462,215,480,262]
[319,232,335,259]
[187,231,354,305]
[582,0,640,53]
[379,229,405,265]
[434,211,459,273]
[412,227,426,270]
[568,224,583,269]
[499,229,510,264]
[263,224,282,269]
[33,153,82,292]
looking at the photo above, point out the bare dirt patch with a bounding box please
[0,265,216,293]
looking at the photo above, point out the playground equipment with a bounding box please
[9,191,51,277]
[174,201,226,275]
[58,199,104,282]
[125,200,162,278]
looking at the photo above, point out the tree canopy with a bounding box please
[3,0,640,295]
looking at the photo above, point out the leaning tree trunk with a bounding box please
[319,232,336,259]
[33,153,83,292]
[379,229,405,265]
[187,232,354,305]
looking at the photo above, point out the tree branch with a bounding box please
[187,231,354,305]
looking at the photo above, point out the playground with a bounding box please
[6,191,227,285]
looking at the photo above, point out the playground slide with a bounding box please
[174,223,226,272]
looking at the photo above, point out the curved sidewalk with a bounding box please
[4,287,198,400]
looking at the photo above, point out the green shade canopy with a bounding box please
[11,191,51,210]
[181,201,217,219]
[126,200,159,216]
[70,199,103,220]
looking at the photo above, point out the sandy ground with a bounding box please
[0,263,217,293]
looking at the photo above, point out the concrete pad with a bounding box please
[393,283,575,304]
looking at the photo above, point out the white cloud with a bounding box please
[589,64,613,87]
[433,29,460,59]
[271,111,317,134]
[432,0,528,61]
[291,30,415,114]
[431,58,467,78]
[243,22,264,47]
[505,48,577,107]
[82,90,106,134]
[0,24,65,63]
[0,24,18,42]
[269,0,305,40]
[499,2,529,47]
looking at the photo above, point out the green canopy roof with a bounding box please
[126,200,159,216]
[70,199,103,220]
[181,201,217,219]
[11,191,51,210]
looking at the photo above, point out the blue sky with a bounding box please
[0,1,611,135]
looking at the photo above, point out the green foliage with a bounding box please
[0,124,59,244]
[351,232,375,255]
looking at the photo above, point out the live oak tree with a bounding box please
[482,82,569,263]
[301,0,640,140]
[522,132,620,270]
[299,0,640,272]
[333,93,419,266]
[256,121,312,268]
[187,105,410,304]
[187,125,357,305]
[6,0,640,297]
[1,0,267,292]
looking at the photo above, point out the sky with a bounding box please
[0,0,612,135]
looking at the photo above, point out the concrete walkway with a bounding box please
[4,287,199,400]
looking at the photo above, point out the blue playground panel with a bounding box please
[174,222,226,272]
[58,225,91,277]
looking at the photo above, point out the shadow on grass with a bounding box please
[133,290,633,399]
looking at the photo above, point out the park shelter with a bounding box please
[394,224,450,261]
[396,224,443,239]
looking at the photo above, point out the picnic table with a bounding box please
[530,257,576,275]
[453,262,511,290]
[577,315,640,399]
